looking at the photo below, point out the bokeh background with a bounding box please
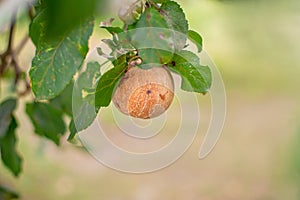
[1,0,300,199]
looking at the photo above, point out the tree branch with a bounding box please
[147,0,161,11]
[0,15,16,74]
[0,9,32,97]
[15,36,29,55]
[6,16,16,54]
[11,58,20,84]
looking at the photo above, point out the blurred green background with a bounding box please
[1,0,300,199]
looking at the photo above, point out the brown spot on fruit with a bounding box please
[112,66,174,119]
[159,93,166,100]
[128,83,173,118]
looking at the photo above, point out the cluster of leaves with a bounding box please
[0,0,99,183]
[96,0,211,108]
[0,0,211,189]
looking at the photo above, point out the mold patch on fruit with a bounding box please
[113,66,174,119]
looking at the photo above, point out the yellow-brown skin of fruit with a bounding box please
[112,66,174,119]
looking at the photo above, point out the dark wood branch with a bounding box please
[28,4,35,20]
[0,9,32,97]
[147,0,161,10]
[7,17,16,54]
[11,58,21,84]
[18,79,31,97]
[0,15,16,74]
[15,36,29,54]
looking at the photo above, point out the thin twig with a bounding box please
[0,16,16,74]
[0,9,32,97]
[15,36,29,54]
[28,4,35,20]
[147,0,161,11]
[18,80,31,97]
[6,16,16,54]
[11,58,21,84]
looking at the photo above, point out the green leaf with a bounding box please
[29,16,94,100]
[50,81,73,116]
[26,102,66,145]
[101,27,123,35]
[29,9,46,47]
[70,62,101,139]
[132,7,174,64]
[0,117,22,177]
[161,1,189,51]
[68,119,77,141]
[43,0,100,38]
[0,186,19,199]
[171,49,200,66]
[0,99,17,138]
[0,99,21,177]
[188,30,203,53]
[168,50,211,94]
[102,39,117,50]
[127,22,137,31]
[95,55,127,109]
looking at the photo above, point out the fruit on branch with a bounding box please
[113,66,174,119]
